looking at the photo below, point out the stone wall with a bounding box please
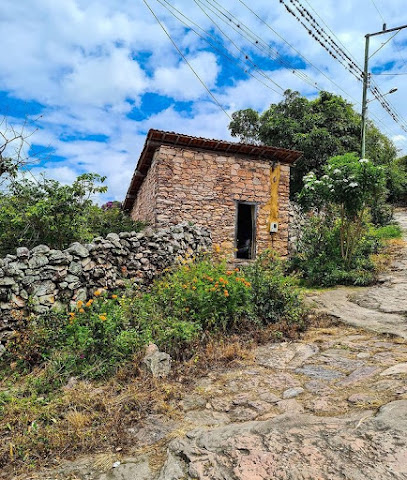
[0,223,211,344]
[288,201,306,255]
[131,145,291,256]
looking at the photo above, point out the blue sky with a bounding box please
[1,0,407,201]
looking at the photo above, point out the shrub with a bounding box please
[290,215,379,287]
[244,251,305,325]
[0,174,143,256]
[3,255,306,387]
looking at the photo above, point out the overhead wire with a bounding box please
[156,0,284,95]
[141,0,232,120]
[202,0,402,139]
[192,0,285,92]
[198,0,321,90]
[280,0,407,136]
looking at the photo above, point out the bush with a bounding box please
[290,215,379,287]
[244,251,305,325]
[0,174,143,256]
[3,254,306,389]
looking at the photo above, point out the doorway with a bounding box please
[236,202,256,259]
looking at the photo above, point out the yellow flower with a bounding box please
[192,286,196,290]
[185,307,190,312]
[99,315,107,321]
[111,294,118,299]
[224,290,229,297]
[94,290,102,297]
[245,281,251,288]
[226,271,233,276]
[182,284,188,289]
[85,299,93,308]
[77,300,84,308]
[68,312,75,317]
[79,308,85,314]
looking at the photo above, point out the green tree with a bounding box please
[0,174,142,256]
[229,90,397,194]
[299,153,386,266]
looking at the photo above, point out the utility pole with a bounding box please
[361,23,407,158]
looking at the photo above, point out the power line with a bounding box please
[142,0,231,120]
[235,0,371,112]
[156,0,284,96]
[199,0,321,90]
[193,0,285,92]
[280,0,407,135]
[198,0,404,139]
[369,0,386,24]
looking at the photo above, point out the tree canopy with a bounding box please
[229,90,398,194]
[0,174,143,256]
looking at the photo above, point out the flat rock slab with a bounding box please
[255,343,319,370]
[380,362,407,376]
[156,401,407,480]
[295,364,345,381]
[311,287,407,339]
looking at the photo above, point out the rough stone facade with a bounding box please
[131,145,291,256]
[0,223,211,345]
[288,201,306,255]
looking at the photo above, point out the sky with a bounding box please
[1,0,407,202]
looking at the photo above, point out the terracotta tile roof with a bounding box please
[123,129,302,210]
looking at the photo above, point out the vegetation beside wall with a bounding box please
[289,153,402,287]
[0,252,307,474]
[0,174,142,256]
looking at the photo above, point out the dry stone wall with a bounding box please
[0,223,211,344]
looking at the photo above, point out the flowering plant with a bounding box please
[298,153,386,266]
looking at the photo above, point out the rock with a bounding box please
[16,247,30,258]
[282,387,304,399]
[28,254,49,269]
[98,457,152,480]
[348,393,377,405]
[142,347,171,378]
[31,245,50,254]
[337,366,381,387]
[67,242,89,258]
[295,365,345,381]
[380,363,407,376]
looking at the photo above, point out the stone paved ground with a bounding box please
[36,210,407,480]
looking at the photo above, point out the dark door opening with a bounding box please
[236,202,256,259]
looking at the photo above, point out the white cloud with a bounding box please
[0,0,406,202]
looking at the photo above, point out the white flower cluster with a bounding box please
[359,158,370,164]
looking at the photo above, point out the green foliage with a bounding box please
[298,153,386,267]
[229,90,397,194]
[2,255,306,390]
[0,175,143,256]
[244,251,305,325]
[290,215,378,287]
[369,223,403,240]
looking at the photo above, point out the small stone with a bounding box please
[295,365,344,381]
[348,393,377,404]
[142,348,171,378]
[357,352,371,359]
[16,247,30,258]
[380,363,407,376]
[31,245,50,254]
[283,387,305,399]
[337,366,381,387]
[67,242,89,258]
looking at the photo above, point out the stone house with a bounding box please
[123,129,302,258]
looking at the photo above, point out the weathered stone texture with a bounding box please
[131,146,291,256]
[0,223,211,344]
